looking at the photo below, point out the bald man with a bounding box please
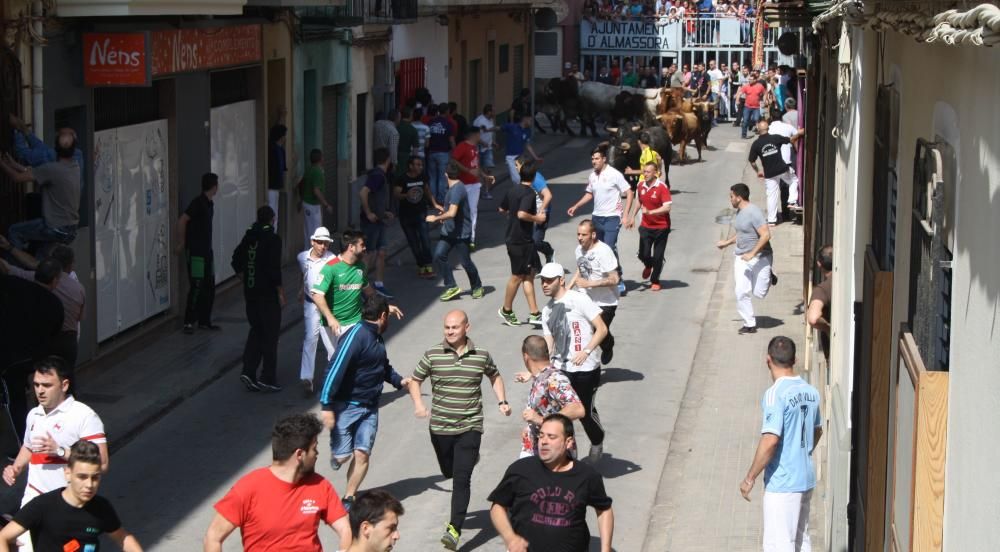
[406,310,511,550]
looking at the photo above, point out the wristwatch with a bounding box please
[56,446,66,459]
[583,348,593,355]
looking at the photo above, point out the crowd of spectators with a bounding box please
[582,0,763,45]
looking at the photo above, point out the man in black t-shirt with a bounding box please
[489,414,614,552]
[393,156,437,279]
[497,162,545,329]
[747,121,793,225]
[176,172,219,334]
[0,440,143,552]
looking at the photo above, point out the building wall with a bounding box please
[261,20,297,256]
[391,17,449,103]
[448,8,531,120]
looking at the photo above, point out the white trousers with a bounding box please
[506,155,521,186]
[466,182,482,242]
[763,489,813,552]
[780,167,800,207]
[268,189,280,230]
[303,202,323,249]
[765,168,799,222]
[734,252,773,327]
[300,302,336,381]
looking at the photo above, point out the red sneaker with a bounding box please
[642,265,652,280]
[651,282,662,291]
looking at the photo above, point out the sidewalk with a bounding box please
[641,209,827,550]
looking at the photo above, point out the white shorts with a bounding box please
[763,489,813,552]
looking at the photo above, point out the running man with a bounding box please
[716,183,774,334]
[567,147,633,296]
[497,161,545,328]
[512,336,585,457]
[627,162,673,291]
[538,263,609,463]
[748,120,794,225]
[406,310,511,550]
[568,219,620,366]
[740,337,822,551]
[297,227,336,395]
[319,294,411,509]
[427,161,484,301]
[0,441,142,552]
[501,114,542,186]
[450,127,495,248]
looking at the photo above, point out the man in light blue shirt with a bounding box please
[740,336,822,551]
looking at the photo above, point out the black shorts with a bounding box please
[506,242,541,276]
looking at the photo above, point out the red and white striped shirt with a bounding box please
[23,396,106,495]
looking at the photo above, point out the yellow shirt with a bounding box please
[639,146,663,176]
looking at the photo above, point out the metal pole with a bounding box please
[32,0,44,140]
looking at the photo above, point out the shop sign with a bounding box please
[580,20,680,53]
[83,32,151,87]
[151,24,261,77]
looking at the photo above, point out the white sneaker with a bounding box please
[587,444,603,463]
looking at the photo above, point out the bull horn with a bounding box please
[605,126,619,133]
[631,125,642,132]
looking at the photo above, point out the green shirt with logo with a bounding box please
[311,257,368,325]
[302,165,325,205]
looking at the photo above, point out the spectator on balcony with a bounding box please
[583,0,598,21]
[628,0,643,18]
[610,59,622,85]
[622,60,639,88]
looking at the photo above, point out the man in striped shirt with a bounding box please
[406,310,512,551]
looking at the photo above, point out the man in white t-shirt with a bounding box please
[297,227,337,396]
[767,119,805,213]
[472,104,498,172]
[568,220,620,367]
[539,263,609,464]
[567,148,633,296]
[707,60,726,124]
[2,357,108,552]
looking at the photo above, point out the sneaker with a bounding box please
[770,272,779,286]
[651,282,662,291]
[600,346,613,366]
[617,281,627,296]
[498,307,521,327]
[471,287,485,299]
[183,323,195,334]
[642,265,652,280]
[738,325,758,335]
[373,283,394,299]
[198,323,222,331]
[469,242,477,252]
[527,312,542,327]
[439,287,462,301]
[440,524,461,551]
[301,378,314,396]
[240,374,260,392]
[258,381,283,393]
[587,443,604,463]
[342,495,355,511]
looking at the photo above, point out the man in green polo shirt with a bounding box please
[310,230,402,342]
[299,148,333,248]
[406,310,511,551]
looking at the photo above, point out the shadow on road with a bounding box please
[601,368,645,383]
[375,474,447,503]
[458,509,498,551]
[597,454,642,479]
[754,315,785,329]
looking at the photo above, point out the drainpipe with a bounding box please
[32,0,44,139]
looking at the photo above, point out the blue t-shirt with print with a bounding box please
[760,376,822,493]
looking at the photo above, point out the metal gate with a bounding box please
[396,57,425,108]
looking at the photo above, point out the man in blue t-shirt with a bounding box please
[501,115,542,186]
[513,155,555,264]
[740,336,822,551]
[426,161,483,302]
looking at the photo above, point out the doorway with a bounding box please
[356,93,368,174]
[468,59,481,121]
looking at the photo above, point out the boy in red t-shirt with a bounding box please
[204,414,351,551]
[450,127,495,247]
[628,162,673,291]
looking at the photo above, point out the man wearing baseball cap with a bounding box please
[538,262,609,464]
[297,227,337,395]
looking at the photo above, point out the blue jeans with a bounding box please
[8,218,76,251]
[591,215,623,275]
[428,151,451,204]
[401,218,433,266]
[329,401,379,460]
[479,147,495,169]
[434,236,482,289]
[533,217,553,261]
[741,106,761,138]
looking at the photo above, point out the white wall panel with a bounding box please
[210,100,258,282]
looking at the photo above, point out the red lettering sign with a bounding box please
[150,25,261,77]
[83,33,150,87]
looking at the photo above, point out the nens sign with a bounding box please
[83,33,150,87]
[580,20,680,53]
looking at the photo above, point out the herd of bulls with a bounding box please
[538,79,720,180]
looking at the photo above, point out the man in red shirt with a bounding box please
[738,70,766,139]
[204,414,352,551]
[628,162,672,291]
[450,127,495,248]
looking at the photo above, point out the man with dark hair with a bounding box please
[396,107,419,178]
[407,310,510,550]
[512,336,585,457]
[497,161,545,328]
[0,441,142,552]
[472,104,498,172]
[427,105,456,204]
[346,489,404,552]
[447,102,469,139]
[627,161,673,291]
[749,120,795,225]
[501,114,543,187]
[319,294,410,509]
[716,183,774,334]
[360,147,395,298]
[807,245,833,359]
[489,414,615,552]
[740,336,822,551]
[232,205,285,392]
[300,148,333,248]
[450,127,495,248]
[568,219,620,365]
[268,124,288,229]
[3,357,109,551]
[176,173,219,334]
[205,414,352,551]
[394,155,437,279]
[427,161,484,301]
[0,130,81,251]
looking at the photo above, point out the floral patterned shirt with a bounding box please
[520,366,583,456]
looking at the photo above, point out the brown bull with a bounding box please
[691,99,719,153]
[658,87,694,115]
[657,109,705,163]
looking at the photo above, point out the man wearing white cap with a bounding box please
[538,262,609,463]
[297,227,336,395]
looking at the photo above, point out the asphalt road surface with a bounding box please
[100,129,748,551]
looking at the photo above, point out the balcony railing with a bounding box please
[583,14,780,48]
[298,0,417,27]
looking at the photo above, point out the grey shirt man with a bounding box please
[733,204,772,255]
[34,161,81,228]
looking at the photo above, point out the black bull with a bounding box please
[604,124,673,185]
